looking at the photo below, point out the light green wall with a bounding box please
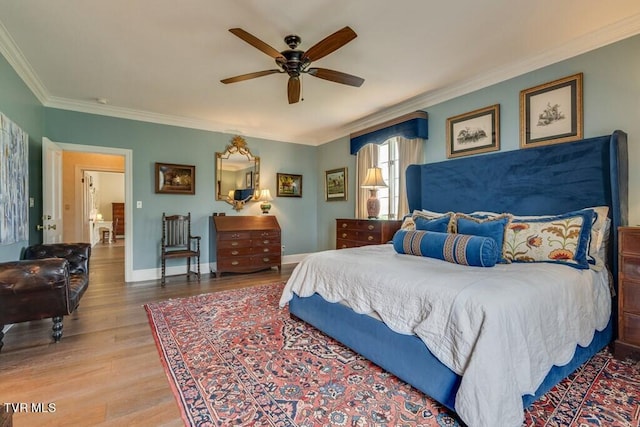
[316,34,640,245]
[0,53,43,261]
[315,135,355,251]
[424,35,640,165]
[1,33,639,266]
[42,109,318,270]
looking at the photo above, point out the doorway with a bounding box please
[80,170,125,246]
[45,139,134,282]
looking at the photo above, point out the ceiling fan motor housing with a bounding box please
[278,46,309,77]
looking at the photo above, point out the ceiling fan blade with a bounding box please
[221,69,281,84]
[307,68,364,87]
[303,26,357,62]
[288,77,301,104]
[229,28,285,60]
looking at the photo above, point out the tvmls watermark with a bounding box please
[3,402,56,413]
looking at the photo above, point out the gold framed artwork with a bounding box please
[155,162,196,194]
[325,167,347,201]
[519,73,583,148]
[277,173,302,197]
[446,104,500,158]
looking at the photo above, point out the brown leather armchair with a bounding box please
[0,243,91,352]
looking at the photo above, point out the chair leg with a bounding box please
[0,324,4,353]
[186,257,191,281]
[52,316,63,342]
[196,255,201,281]
[161,258,166,286]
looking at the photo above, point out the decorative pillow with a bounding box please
[400,214,415,231]
[454,213,512,263]
[503,209,595,269]
[414,214,454,233]
[585,206,609,270]
[392,230,499,267]
[503,206,609,270]
[412,210,455,233]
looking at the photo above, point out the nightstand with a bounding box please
[336,218,402,249]
[615,226,640,360]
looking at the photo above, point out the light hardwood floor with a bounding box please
[0,241,294,426]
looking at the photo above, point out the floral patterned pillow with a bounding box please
[503,209,595,269]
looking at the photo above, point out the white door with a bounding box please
[42,137,64,243]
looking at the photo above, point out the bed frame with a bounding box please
[289,130,628,412]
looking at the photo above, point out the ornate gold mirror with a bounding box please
[216,136,260,210]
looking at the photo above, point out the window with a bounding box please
[377,137,399,219]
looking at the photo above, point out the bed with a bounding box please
[279,131,628,427]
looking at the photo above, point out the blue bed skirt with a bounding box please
[289,293,613,412]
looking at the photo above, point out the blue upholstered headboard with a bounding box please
[406,130,628,289]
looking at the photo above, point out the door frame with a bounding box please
[53,140,134,282]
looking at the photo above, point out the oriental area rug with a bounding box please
[145,282,640,426]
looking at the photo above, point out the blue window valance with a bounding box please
[350,111,428,155]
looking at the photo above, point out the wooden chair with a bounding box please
[161,212,201,286]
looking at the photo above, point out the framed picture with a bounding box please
[245,171,254,188]
[155,162,195,194]
[446,104,500,158]
[277,173,302,197]
[325,167,347,201]
[520,73,583,148]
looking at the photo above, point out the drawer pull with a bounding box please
[367,235,374,241]
[263,248,269,253]
[263,240,270,244]
[342,233,347,238]
[231,242,239,246]
[341,223,347,228]
[231,233,240,239]
[231,250,239,255]
[231,261,239,266]
[367,225,374,230]
[341,244,347,248]
[263,257,270,262]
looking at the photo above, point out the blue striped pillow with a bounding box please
[392,230,499,267]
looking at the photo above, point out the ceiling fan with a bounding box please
[220,26,364,104]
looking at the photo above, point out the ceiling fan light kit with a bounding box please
[221,26,364,104]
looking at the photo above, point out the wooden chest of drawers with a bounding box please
[336,218,402,249]
[615,226,640,360]
[112,202,125,236]
[212,215,281,278]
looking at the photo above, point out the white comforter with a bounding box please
[279,244,611,427]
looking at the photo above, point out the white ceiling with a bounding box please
[1,1,639,145]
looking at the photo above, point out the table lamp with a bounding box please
[361,167,387,219]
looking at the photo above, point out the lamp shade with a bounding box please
[361,167,387,188]
[259,188,273,201]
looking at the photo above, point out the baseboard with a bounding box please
[128,253,311,283]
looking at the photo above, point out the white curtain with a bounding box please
[397,136,424,217]
[355,144,378,219]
